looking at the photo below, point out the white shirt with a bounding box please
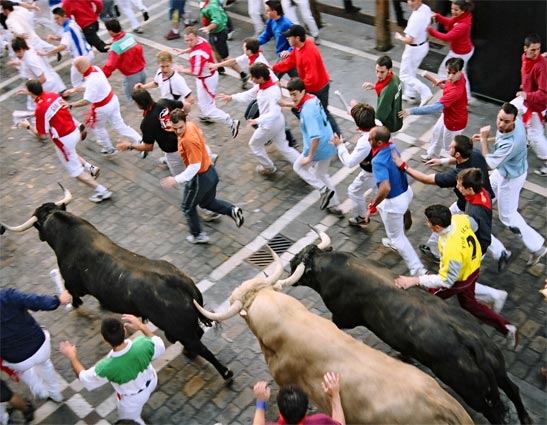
[404,3,431,45]
[83,67,112,103]
[7,6,48,50]
[20,48,66,93]
[232,83,283,128]
[60,19,92,59]
[153,69,192,100]
[235,51,278,83]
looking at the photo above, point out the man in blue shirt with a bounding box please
[364,126,427,276]
[287,77,342,216]
[258,0,297,79]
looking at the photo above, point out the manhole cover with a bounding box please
[246,234,293,267]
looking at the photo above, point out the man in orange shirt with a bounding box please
[160,109,244,244]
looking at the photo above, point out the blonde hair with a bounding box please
[156,50,173,64]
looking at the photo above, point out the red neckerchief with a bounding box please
[248,51,262,65]
[83,65,98,77]
[465,188,492,210]
[296,93,315,112]
[200,0,211,26]
[258,78,276,91]
[143,105,153,117]
[278,414,305,425]
[375,72,393,97]
[372,141,392,157]
[111,31,125,42]
[522,52,541,74]
[34,92,45,105]
[447,11,470,29]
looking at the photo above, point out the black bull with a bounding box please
[1,202,233,381]
[290,245,532,425]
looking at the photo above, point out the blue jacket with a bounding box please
[0,288,60,363]
[258,15,293,56]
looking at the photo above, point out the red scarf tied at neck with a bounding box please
[375,72,393,97]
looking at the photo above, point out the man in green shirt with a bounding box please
[361,55,403,133]
[59,314,165,425]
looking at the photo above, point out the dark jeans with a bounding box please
[181,166,233,236]
[82,21,108,53]
[312,82,341,136]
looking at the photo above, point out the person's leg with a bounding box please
[181,179,202,237]
[198,168,234,215]
[314,158,340,206]
[293,155,324,190]
[400,44,431,102]
[122,70,146,100]
[106,96,142,142]
[281,0,300,24]
[527,112,547,166]
[248,0,264,35]
[270,118,300,163]
[116,370,157,425]
[312,83,341,136]
[295,0,319,38]
[198,74,233,125]
[426,115,445,158]
[165,151,185,176]
[249,126,276,169]
[119,0,140,30]
[82,22,108,52]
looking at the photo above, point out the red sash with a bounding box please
[86,91,115,128]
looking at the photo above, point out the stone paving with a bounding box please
[0,1,546,424]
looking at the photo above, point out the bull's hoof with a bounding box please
[222,369,234,383]
[182,347,197,359]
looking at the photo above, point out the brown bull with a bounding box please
[195,250,473,424]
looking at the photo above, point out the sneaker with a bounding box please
[165,30,181,40]
[48,392,63,403]
[133,27,143,34]
[158,156,168,167]
[211,153,219,166]
[493,290,508,314]
[505,324,519,349]
[533,164,547,176]
[319,186,335,210]
[23,399,35,423]
[348,216,368,226]
[142,10,149,21]
[89,164,100,179]
[100,147,117,157]
[497,250,511,272]
[227,30,235,40]
[218,67,226,75]
[184,18,198,27]
[256,164,277,176]
[326,207,344,218]
[420,154,433,162]
[89,189,112,203]
[186,233,210,244]
[382,238,397,251]
[201,211,222,222]
[288,137,299,148]
[231,206,244,228]
[419,244,440,263]
[402,94,417,103]
[527,246,547,267]
[313,36,320,45]
[79,123,87,141]
[198,115,214,123]
[241,73,250,89]
[230,119,240,138]
[419,92,434,107]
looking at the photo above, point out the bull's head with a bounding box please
[0,184,72,238]
[194,247,285,321]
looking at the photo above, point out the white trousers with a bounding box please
[119,0,147,30]
[400,43,431,101]
[248,0,265,34]
[165,150,185,176]
[438,47,474,99]
[427,115,463,157]
[348,169,376,218]
[54,127,84,177]
[196,74,231,125]
[378,187,424,275]
[293,155,340,206]
[281,0,319,37]
[2,331,61,400]
[489,169,544,253]
[93,95,141,149]
[117,369,157,425]
[526,112,547,161]
[249,116,299,168]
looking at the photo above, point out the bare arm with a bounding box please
[59,341,86,377]
[322,372,345,425]
[252,381,270,425]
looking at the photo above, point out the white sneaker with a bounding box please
[493,290,508,313]
[186,233,210,244]
[533,164,547,176]
[89,190,112,203]
[382,238,397,251]
[527,246,547,266]
[89,164,100,179]
[505,324,519,349]
[420,154,434,162]
[402,94,417,103]
[100,147,117,157]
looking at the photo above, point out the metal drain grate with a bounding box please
[246,234,293,267]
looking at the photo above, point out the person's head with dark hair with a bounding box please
[451,134,473,159]
[351,103,376,132]
[376,55,393,70]
[369,126,391,147]
[523,33,542,61]
[52,6,65,16]
[243,37,260,55]
[131,88,154,110]
[446,57,464,73]
[1,1,14,13]
[276,385,309,424]
[452,0,474,14]
[287,77,306,105]
[25,79,43,96]
[169,108,188,137]
[524,33,541,48]
[425,204,452,229]
[265,0,284,17]
[282,24,306,45]
[496,102,518,134]
[11,37,29,59]
[456,167,483,195]
[52,7,68,26]
[249,62,270,82]
[375,55,393,82]
[105,18,122,34]
[101,317,125,347]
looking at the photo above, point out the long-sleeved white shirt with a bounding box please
[231,83,283,129]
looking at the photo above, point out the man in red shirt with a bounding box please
[272,24,340,136]
[101,19,146,100]
[399,57,467,162]
[18,79,112,203]
[62,0,108,52]
[514,33,547,176]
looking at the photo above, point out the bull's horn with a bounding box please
[54,183,72,206]
[274,262,306,290]
[0,216,38,233]
[264,246,284,286]
[309,226,331,250]
[193,299,243,321]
